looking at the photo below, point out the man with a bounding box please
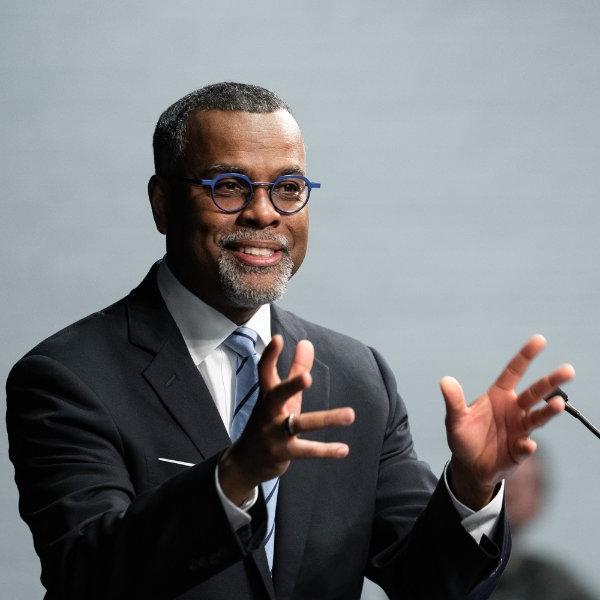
[6,82,574,599]
[490,454,596,600]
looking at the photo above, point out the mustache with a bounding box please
[217,230,290,251]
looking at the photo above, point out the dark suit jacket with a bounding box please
[6,267,509,599]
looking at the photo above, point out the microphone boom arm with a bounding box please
[545,388,600,440]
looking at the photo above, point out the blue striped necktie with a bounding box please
[224,326,279,571]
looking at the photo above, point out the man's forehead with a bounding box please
[183,109,306,171]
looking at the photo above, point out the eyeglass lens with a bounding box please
[212,176,309,213]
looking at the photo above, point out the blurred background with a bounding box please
[2,1,599,598]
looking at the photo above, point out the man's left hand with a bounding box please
[441,334,575,510]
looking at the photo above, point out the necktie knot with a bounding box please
[224,326,258,358]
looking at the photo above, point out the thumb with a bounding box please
[439,376,467,425]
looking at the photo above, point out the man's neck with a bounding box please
[165,258,260,325]
[211,303,259,326]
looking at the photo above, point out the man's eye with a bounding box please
[215,179,245,194]
[275,180,303,195]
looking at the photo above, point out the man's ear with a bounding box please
[148,174,169,235]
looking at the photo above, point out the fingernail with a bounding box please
[343,409,355,423]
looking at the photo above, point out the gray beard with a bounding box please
[216,231,293,308]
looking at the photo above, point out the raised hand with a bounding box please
[219,335,355,506]
[441,334,575,509]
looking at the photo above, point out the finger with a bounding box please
[513,436,537,458]
[493,334,546,391]
[266,372,313,406]
[517,363,575,410]
[440,376,468,425]
[258,335,283,391]
[523,396,565,432]
[287,339,314,379]
[291,407,355,434]
[288,438,350,459]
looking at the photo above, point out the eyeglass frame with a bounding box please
[179,172,321,215]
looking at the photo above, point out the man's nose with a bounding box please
[236,186,281,229]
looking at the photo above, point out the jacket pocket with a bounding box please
[145,455,196,486]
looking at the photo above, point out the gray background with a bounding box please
[2,1,599,598]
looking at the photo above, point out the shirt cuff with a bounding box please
[443,463,504,544]
[215,463,258,531]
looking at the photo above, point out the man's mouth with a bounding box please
[218,232,290,268]
[236,246,276,257]
[222,240,287,267]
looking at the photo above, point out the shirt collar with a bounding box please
[156,258,271,366]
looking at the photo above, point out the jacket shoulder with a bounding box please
[14,296,130,369]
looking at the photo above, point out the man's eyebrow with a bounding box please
[203,163,247,175]
[277,165,306,176]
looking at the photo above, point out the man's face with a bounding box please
[151,109,308,320]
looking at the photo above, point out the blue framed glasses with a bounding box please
[180,172,321,214]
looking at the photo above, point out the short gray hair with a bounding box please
[153,82,291,176]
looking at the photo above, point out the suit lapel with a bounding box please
[142,333,231,460]
[127,267,230,460]
[271,307,331,600]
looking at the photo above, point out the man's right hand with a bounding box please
[218,335,355,507]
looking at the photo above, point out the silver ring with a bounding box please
[283,413,296,436]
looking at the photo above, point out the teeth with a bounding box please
[239,246,275,257]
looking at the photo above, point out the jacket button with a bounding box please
[187,557,207,572]
[208,553,221,566]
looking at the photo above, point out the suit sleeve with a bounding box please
[364,348,509,600]
[6,354,267,600]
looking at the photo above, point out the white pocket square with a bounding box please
[158,457,195,467]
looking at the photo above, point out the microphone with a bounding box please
[544,388,600,440]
